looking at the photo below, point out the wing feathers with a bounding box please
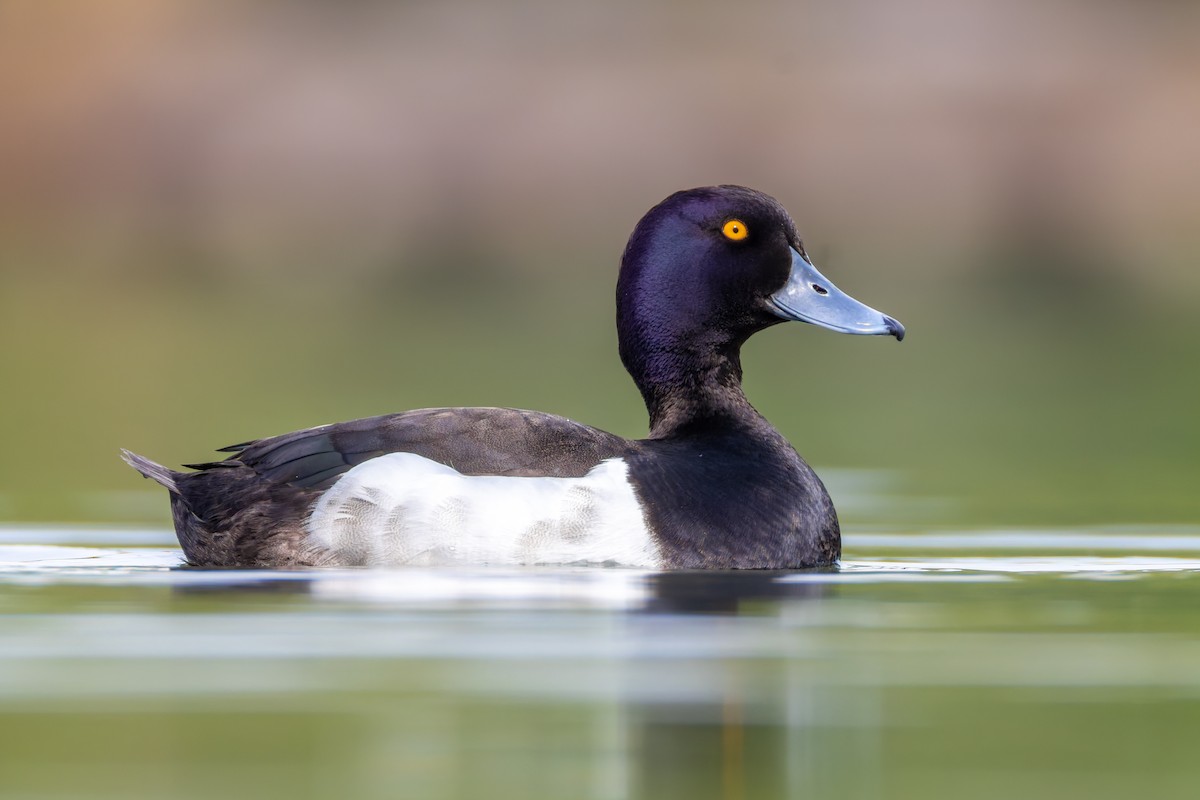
[217,408,629,488]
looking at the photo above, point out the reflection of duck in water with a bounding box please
[124,186,903,570]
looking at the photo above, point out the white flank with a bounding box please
[306,453,659,568]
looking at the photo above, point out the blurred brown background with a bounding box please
[1,0,1197,526]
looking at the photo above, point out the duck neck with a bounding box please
[622,329,758,438]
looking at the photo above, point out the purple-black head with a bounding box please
[616,186,903,379]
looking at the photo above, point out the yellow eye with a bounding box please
[722,219,749,241]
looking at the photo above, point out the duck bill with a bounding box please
[768,248,905,340]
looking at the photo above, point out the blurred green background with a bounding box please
[1,0,1197,528]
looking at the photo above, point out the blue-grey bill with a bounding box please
[768,248,905,341]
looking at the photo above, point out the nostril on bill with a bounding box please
[811,284,828,295]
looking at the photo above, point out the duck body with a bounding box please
[124,186,902,569]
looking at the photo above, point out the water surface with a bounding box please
[2,525,1199,800]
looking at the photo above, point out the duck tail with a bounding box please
[120,449,180,493]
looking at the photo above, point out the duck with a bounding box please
[123,185,904,570]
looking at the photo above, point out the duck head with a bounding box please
[617,185,903,433]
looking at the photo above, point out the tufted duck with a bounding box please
[123,186,903,569]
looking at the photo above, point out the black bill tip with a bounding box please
[884,316,906,341]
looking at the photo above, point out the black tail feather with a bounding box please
[120,449,180,493]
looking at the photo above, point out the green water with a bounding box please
[2,526,1199,800]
